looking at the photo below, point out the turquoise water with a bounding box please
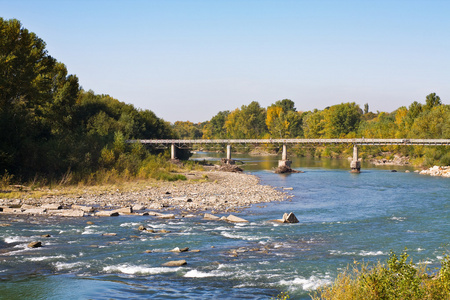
[1,155,449,299]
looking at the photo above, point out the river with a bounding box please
[0,154,449,299]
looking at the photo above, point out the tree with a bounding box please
[202,110,229,139]
[224,101,267,138]
[322,103,362,138]
[266,100,303,138]
[424,93,441,111]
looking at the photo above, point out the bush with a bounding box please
[311,250,450,300]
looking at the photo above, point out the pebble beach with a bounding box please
[0,170,289,218]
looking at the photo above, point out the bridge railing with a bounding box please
[128,138,450,146]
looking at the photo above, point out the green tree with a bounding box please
[202,110,229,139]
[424,93,441,111]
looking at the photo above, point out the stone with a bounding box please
[170,247,189,252]
[144,250,152,253]
[102,233,117,236]
[138,225,147,231]
[158,229,171,234]
[157,214,175,219]
[41,203,62,210]
[57,209,85,217]
[273,212,299,223]
[72,205,95,213]
[162,260,187,267]
[113,206,133,214]
[1,207,24,214]
[21,204,38,210]
[132,205,146,211]
[282,212,299,223]
[204,213,220,220]
[24,208,47,215]
[28,241,42,248]
[41,234,51,238]
[95,210,119,217]
[226,215,249,223]
[86,221,94,225]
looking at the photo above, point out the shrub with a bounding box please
[312,250,450,300]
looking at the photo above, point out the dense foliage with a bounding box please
[174,97,449,166]
[0,18,176,183]
[311,250,450,300]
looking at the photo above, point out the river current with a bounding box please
[0,154,449,299]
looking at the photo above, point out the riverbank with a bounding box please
[0,170,289,218]
[419,165,450,177]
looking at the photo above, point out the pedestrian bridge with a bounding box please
[128,139,450,172]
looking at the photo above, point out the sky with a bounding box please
[2,0,449,123]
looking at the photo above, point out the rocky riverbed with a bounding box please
[0,171,289,218]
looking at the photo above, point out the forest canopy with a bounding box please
[0,18,174,182]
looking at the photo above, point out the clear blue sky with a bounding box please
[2,0,449,123]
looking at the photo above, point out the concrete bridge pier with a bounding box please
[278,144,292,168]
[221,144,235,165]
[350,144,361,173]
[171,144,177,160]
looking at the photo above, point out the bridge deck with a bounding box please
[129,139,450,146]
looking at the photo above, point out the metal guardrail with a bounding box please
[128,139,450,146]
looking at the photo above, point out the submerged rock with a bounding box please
[204,213,220,221]
[170,247,189,253]
[226,214,249,223]
[162,260,187,267]
[273,212,299,223]
[274,166,303,174]
[28,241,42,248]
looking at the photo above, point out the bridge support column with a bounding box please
[171,144,177,160]
[278,144,292,168]
[226,144,232,160]
[350,145,361,173]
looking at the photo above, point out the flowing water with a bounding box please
[0,154,449,299]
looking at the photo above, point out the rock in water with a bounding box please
[204,213,220,220]
[226,215,249,223]
[282,212,299,223]
[162,260,187,267]
[28,241,42,248]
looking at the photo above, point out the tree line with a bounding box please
[1,18,178,183]
[1,17,448,185]
[173,96,449,166]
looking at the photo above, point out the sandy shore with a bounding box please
[0,170,290,217]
